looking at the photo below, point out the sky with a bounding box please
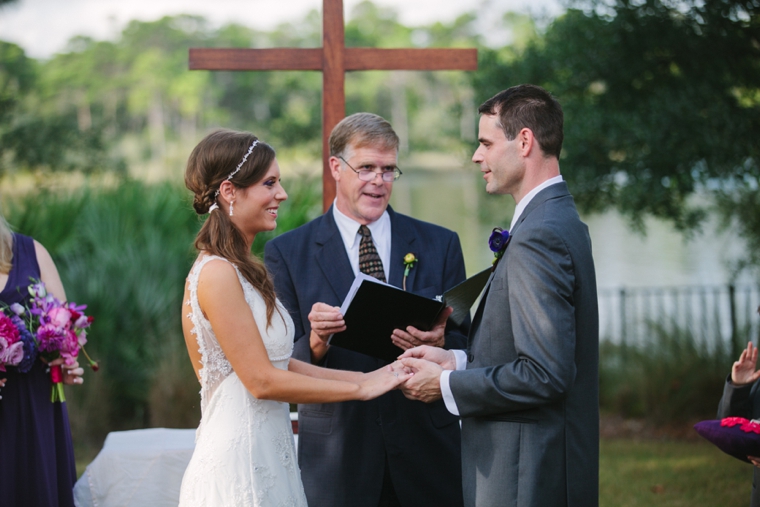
[0,0,563,59]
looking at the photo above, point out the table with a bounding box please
[74,414,299,507]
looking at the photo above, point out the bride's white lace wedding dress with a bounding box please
[178,255,308,507]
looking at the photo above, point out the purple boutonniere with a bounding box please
[488,227,511,267]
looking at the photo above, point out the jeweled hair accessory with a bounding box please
[214,139,260,197]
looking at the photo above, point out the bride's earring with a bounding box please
[229,200,234,217]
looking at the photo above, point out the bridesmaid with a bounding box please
[0,205,84,507]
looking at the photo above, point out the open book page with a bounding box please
[338,272,390,315]
[442,268,492,326]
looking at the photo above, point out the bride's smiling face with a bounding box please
[231,159,288,238]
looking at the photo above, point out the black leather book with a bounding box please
[328,268,491,362]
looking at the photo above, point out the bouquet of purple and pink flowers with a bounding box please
[3,280,98,402]
[0,304,37,375]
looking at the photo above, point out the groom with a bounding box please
[399,84,599,507]
[265,112,467,507]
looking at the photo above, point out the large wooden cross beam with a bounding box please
[189,0,477,211]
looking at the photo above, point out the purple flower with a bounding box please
[9,303,25,316]
[28,282,47,298]
[75,315,90,329]
[36,323,65,353]
[488,228,511,253]
[11,315,37,373]
[488,227,512,267]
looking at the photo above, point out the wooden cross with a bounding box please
[189,0,477,211]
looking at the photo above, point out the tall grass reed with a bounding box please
[600,318,737,423]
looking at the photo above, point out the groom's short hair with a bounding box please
[329,112,399,158]
[479,84,564,159]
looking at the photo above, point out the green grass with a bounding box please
[74,435,753,503]
[600,438,752,506]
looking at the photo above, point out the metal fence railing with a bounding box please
[598,284,760,357]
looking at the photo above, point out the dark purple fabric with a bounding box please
[0,233,76,507]
[694,419,760,464]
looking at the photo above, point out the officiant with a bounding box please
[265,112,468,507]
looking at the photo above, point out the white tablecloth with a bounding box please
[73,428,197,507]
[74,415,298,507]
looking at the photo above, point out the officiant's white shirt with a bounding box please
[440,175,564,415]
[332,200,392,279]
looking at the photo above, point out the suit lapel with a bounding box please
[315,207,355,301]
[467,270,495,349]
[468,182,570,349]
[388,207,417,290]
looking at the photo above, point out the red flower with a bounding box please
[721,417,760,434]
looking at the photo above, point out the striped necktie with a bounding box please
[358,225,386,282]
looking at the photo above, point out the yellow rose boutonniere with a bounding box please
[402,253,417,291]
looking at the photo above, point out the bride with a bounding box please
[178,130,409,506]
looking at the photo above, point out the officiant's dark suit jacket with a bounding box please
[449,182,599,507]
[265,205,468,507]
[718,377,760,506]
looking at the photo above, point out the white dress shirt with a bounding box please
[440,175,564,415]
[332,201,392,280]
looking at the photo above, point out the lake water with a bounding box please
[390,168,759,344]
[390,168,755,291]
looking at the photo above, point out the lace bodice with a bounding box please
[185,255,294,412]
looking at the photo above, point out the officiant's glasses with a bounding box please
[339,156,402,182]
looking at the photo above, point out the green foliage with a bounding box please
[0,4,483,179]
[0,40,122,176]
[600,322,731,422]
[4,177,321,447]
[474,0,760,242]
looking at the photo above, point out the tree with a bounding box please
[474,0,760,272]
[0,41,116,176]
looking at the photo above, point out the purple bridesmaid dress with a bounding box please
[0,233,76,507]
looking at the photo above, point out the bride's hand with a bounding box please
[357,362,412,401]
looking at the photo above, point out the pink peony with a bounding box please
[0,337,24,370]
[48,307,72,329]
[60,329,80,362]
[0,313,20,345]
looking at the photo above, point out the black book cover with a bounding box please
[329,268,491,362]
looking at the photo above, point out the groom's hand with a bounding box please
[398,357,443,403]
[399,345,457,371]
[391,306,453,350]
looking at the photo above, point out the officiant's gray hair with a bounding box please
[329,112,399,158]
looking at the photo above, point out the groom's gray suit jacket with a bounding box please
[449,182,599,507]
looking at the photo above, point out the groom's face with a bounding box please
[472,113,524,196]
[331,142,397,225]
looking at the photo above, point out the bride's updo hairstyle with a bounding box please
[185,129,279,327]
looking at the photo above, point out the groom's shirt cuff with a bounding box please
[440,350,467,416]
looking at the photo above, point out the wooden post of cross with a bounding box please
[189,0,477,211]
